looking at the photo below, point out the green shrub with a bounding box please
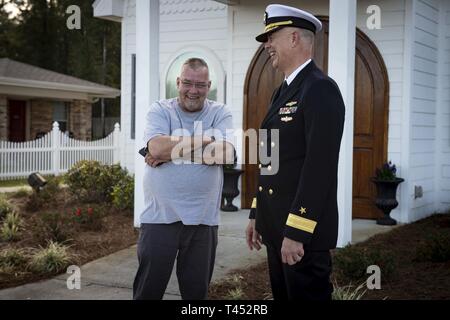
[70,206,104,231]
[29,241,71,274]
[65,160,103,202]
[366,249,396,280]
[0,247,28,270]
[65,161,129,203]
[40,176,62,196]
[103,164,130,192]
[35,212,72,243]
[0,196,13,220]
[333,245,369,280]
[333,245,396,282]
[111,174,134,211]
[1,211,23,242]
[415,232,450,262]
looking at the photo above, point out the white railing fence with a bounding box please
[0,122,120,180]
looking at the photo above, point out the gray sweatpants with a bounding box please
[133,222,218,300]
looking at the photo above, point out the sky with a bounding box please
[3,1,22,18]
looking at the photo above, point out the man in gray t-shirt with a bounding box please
[133,58,235,300]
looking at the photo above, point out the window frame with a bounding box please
[52,101,69,133]
[162,47,226,104]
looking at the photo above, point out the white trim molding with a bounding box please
[329,0,357,247]
[213,0,239,5]
[0,77,120,98]
[399,0,414,223]
[134,0,160,227]
[93,0,124,22]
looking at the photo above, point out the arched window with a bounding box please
[163,49,225,103]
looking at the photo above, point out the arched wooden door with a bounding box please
[242,18,389,219]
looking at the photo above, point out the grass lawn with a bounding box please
[0,179,28,188]
[208,213,450,300]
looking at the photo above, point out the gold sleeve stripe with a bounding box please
[265,20,293,32]
[251,198,257,209]
[286,214,317,234]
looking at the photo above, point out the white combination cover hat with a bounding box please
[256,4,322,42]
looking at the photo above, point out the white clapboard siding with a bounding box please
[159,0,227,100]
[119,0,228,173]
[0,122,120,180]
[409,0,440,219]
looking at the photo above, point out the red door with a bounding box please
[8,100,26,142]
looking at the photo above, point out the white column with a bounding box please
[328,0,356,247]
[399,0,414,224]
[434,0,448,213]
[134,0,160,227]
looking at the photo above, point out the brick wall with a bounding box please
[0,96,7,140]
[30,100,53,139]
[69,100,92,140]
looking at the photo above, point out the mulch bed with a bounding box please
[0,188,138,290]
[208,214,450,300]
[3,187,449,300]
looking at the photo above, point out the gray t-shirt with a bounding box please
[141,98,234,226]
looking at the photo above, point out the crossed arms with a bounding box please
[146,135,235,167]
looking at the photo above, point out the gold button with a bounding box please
[268,165,272,171]
[269,189,273,195]
[258,164,262,169]
[259,186,263,192]
[271,142,275,147]
[260,141,264,147]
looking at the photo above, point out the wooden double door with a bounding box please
[242,18,389,219]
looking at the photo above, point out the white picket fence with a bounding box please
[0,122,120,180]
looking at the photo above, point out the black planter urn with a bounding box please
[371,177,404,226]
[221,168,243,212]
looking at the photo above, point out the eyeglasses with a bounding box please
[180,79,209,89]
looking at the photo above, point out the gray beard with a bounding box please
[183,99,203,112]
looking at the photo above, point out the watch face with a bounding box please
[139,147,147,157]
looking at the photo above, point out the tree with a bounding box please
[0,0,24,59]
[4,0,121,89]
[1,0,121,138]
